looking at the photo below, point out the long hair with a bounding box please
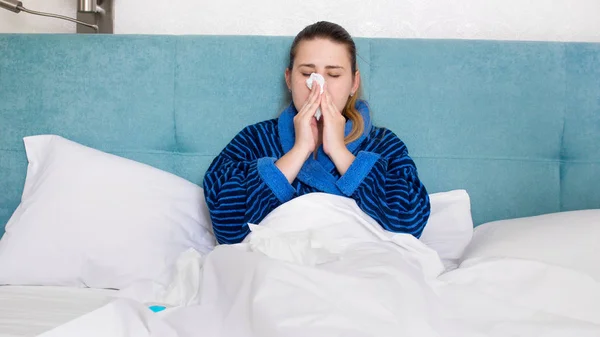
[288,21,364,143]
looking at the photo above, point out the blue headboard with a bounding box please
[1,34,599,237]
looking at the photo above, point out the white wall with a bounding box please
[1,0,600,42]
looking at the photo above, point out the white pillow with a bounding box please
[459,209,600,281]
[420,189,473,268]
[0,135,216,289]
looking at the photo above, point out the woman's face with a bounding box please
[285,38,360,115]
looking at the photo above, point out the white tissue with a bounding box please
[306,73,325,120]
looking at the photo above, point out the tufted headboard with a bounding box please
[1,34,599,237]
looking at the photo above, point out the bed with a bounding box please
[0,34,599,336]
[0,286,115,337]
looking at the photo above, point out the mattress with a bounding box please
[0,286,116,337]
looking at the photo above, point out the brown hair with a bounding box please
[288,21,364,144]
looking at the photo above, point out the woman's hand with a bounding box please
[275,81,322,184]
[321,88,355,175]
[321,87,347,155]
[292,81,321,157]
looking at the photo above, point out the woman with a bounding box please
[203,21,430,244]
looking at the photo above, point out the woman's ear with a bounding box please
[285,68,292,91]
[351,70,361,95]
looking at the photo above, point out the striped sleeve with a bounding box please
[336,131,430,238]
[203,125,295,244]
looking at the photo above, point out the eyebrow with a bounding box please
[298,63,345,70]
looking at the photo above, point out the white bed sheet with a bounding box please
[0,286,116,337]
[437,258,600,336]
[36,246,600,337]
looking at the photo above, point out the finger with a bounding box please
[316,93,329,124]
[301,86,322,118]
[301,81,320,112]
[321,90,335,118]
[329,94,339,115]
[299,82,318,112]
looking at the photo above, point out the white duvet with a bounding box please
[37,193,600,337]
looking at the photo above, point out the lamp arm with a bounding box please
[0,0,99,32]
[18,5,99,32]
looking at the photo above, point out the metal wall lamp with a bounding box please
[0,0,113,33]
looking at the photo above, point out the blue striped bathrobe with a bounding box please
[203,100,430,244]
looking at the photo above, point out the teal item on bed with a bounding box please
[0,34,599,237]
[148,305,166,313]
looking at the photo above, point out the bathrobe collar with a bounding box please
[277,100,372,194]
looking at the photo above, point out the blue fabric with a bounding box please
[561,43,600,210]
[203,102,431,244]
[1,34,600,238]
[337,151,381,196]
[256,157,295,203]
